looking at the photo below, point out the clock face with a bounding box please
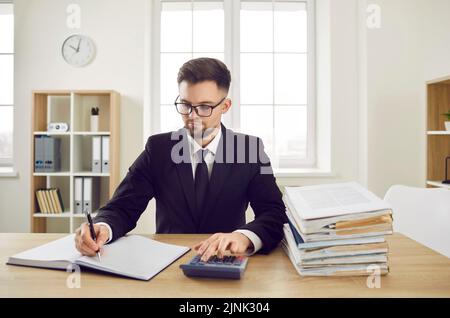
[61,34,96,67]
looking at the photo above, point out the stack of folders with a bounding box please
[92,136,109,173]
[74,177,99,214]
[36,188,65,214]
[282,182,393,277]
[34,136,61,172]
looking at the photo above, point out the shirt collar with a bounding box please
[187,126,222,156]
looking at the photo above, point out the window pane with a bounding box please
[274,53,306,105]
[0,55,13,104]
[274,2,307,52]
[240,53,273,104]
[240,2,273,52]
[275,106,307,165]
[161,2,192,52]
[193,2,224,52]
[240,105,274,159]
[161,105,183,133]
[0,4,14,53]
[160,53,192,104]
[192,52,224,62]
[0,106,13,159]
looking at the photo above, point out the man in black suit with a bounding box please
[75,58,286,261]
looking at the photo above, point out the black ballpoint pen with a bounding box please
[86,209,101,262]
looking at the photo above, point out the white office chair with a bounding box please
[384,185,450,258]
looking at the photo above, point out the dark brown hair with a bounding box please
[177,57,231,92]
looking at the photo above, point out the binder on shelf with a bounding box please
[92,136,102,173]
[101,136,110,173]
[43,136,61,172]
[83,177,99,214]
[74,177,83,214]
[34,136,45,172]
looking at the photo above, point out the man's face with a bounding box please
[178,80,231,138]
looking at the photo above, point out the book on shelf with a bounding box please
[35,188,65,214]
[282,182,393,277]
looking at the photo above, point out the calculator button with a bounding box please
[190,256,200,264]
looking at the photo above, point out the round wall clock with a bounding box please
[62,34,96,67]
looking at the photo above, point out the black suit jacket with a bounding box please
[93,124,287,254]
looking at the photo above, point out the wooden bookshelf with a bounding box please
[30,90,120,233]
[426,76,450,189]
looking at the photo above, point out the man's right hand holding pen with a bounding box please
[75,223,110,257]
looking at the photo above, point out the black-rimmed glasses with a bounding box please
[174,95,226,117]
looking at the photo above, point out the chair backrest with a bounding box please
[384,185,450,258]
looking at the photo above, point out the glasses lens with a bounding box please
[197,105,212,117]
[176,103,191,115]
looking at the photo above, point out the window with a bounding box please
[153,0,316,171]
[159,1,225,133]
[0,1,14,167]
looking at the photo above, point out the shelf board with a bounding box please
[33,172,110,177]
[73,172,110,177]
[73,131,111,135]
[33,212,99,218]
[33,172,71,176]
[33,131,70,135]
[426,181,450,189]
[33,212,72,218]
[427,131,450,135]
[72,212,98,218]
[33,131,110,136]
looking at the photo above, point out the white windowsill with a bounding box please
[274,168,335,178]
[0,167,19,178]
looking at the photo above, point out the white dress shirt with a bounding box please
[97,126,263,255]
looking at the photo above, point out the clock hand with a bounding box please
[76,38,81,52]
[69,45,78,51]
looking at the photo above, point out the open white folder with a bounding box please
[7,234,190,281]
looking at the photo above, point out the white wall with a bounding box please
[0,0,145,232]
[364,0,450,196]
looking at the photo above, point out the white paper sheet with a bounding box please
[285,182,391,220]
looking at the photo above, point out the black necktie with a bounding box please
[195,149,209,216]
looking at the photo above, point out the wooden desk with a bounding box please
[1,233,449,297]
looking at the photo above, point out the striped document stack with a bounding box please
[282,182,393,276]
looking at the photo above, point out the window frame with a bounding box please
[151,0,317,170]
[0,0,14,168]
